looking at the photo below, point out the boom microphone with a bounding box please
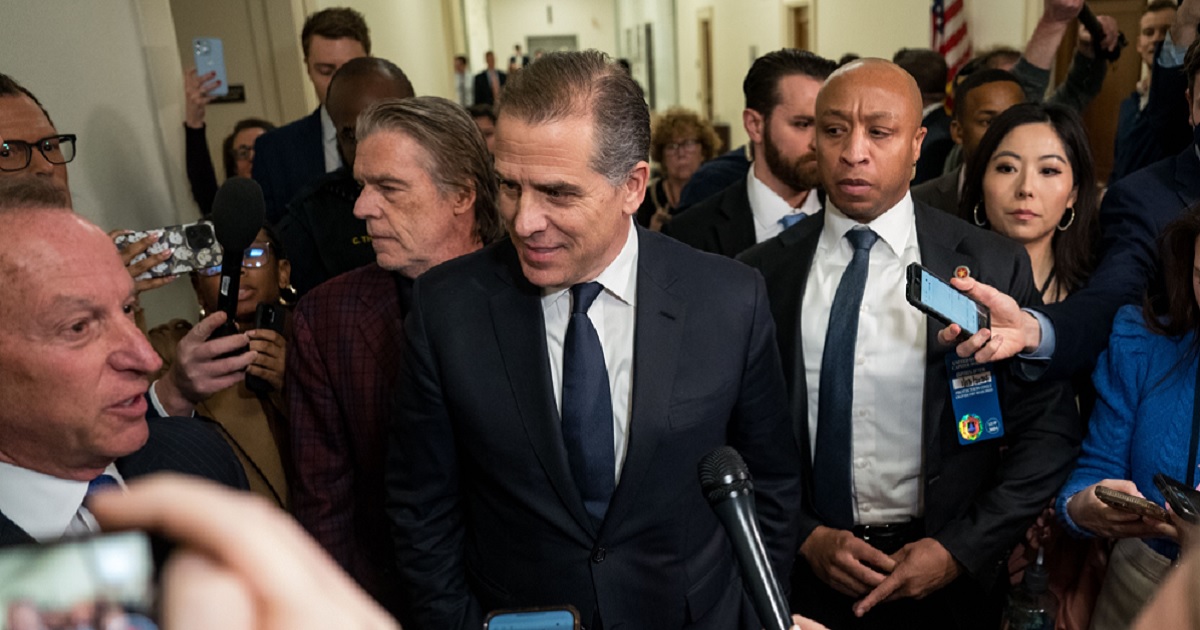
[698,446,791,630]
[209,177,265,339]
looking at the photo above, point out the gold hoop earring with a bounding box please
[1057,206,1076,231]
[973,203,987,227]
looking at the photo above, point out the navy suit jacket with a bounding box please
[1037,147,1200,379]
[663,174,756,257]
[914,107,953,185]
[472,70,507,107]
[388,230,801,630]
[738,203,1081,592]
[252,108,327,224]
[0,416,248,545]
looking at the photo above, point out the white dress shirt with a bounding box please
[801,194,926,525]
[747,168,822,243]
[319,105,341,173]
[0,461,125,540]
[543,221,638,483]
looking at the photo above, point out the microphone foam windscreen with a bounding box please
[211,177,266,253]
[698,446,754,502]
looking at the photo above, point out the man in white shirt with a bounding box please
[387,50,801,630]
[740,59,1080,629]
[0,178,245,546]
[665,49,835,257]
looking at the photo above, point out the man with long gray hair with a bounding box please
[387,51,802,629]
[287,95,501,617]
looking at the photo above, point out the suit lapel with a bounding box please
[914,205,977,479]
[489,251,595,535]
[717,177,758,256]
[1176,150,1200,210]
[356,269,404,368]
[0,510,34,545]
[775,219,823,468]
[602,230,686,531]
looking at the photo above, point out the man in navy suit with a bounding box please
[253,7,370,223]
[739,59,1079,628]
[0,178,245,546]
[388,51,801,630]
[894,48,952,186]
[665,49,836,257]
[472,51,507,107]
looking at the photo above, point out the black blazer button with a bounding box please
[591,547,607,563]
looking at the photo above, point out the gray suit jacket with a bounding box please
[911,167,960,216]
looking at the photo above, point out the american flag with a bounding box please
[932,0,971,87]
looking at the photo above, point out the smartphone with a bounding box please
[114,221,223,280]
[1094,485,1171,522]
[484,607,581,630]
[245,303,286,395]
[1153,473,1200,524]
[193,37,229,97]
[905,263,990,340]
[0,532,158,629]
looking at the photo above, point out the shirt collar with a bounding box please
[542,218,640,308]
[747,167,813,229]
[820,191,916,258]
[320,105,336,143]
[0,461,123,541]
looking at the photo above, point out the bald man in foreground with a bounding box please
[739,59,1081,628]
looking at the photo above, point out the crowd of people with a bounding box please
[5,0,1200,628]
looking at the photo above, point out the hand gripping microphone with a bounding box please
[698,446,791,630]
[209,177,265,340]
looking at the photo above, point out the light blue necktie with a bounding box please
[779,213,807,230]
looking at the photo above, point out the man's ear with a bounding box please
[950,119,963,146]
[620,161,651,217]
[743,108,766,144]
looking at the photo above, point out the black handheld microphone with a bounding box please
[209,177,265,340]
[698,446,791,630]
[1078,3,1127,62]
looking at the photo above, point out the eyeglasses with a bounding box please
[197,242,272,277]
[0,134,77,172]
[233,146,255,161]
[664,139,701,153]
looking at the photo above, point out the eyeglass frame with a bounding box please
[663,138,702,154]
[197,242,273,277]
[0,134,78,172]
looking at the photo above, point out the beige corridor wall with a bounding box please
[1,0,201,326]
[491,0,619,59]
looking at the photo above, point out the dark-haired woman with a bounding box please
[184,67,276,214]
[959,102,1098,305]
[1054,209,1200,630]
[149,226,293,508]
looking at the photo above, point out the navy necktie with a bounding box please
[560,282,615,526]
[87,474,120,496]
[813,228,878,529]
[779,213,806,230]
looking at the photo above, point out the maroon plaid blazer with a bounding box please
[287,263,406,611]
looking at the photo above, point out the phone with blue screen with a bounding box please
[905,263,990,341]
[484,606,580,630]
[193,37,229,97]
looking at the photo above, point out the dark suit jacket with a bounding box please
[1037,147,1200,380]
[910,166,959,215]
[472,70,507,106]
[277,167,374,297]
[0,416,248,545]
[914,107,953,186]
[252,107,327,225]
[288,263,407,612]
[738,202,1081,592]
[388,230,802,629]
[677,146,751,210]
[663,174,756,257]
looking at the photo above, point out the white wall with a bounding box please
[615,0,680,110]
[309,0,457,99]
[491,0,618,59]
[1,0,201,325]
